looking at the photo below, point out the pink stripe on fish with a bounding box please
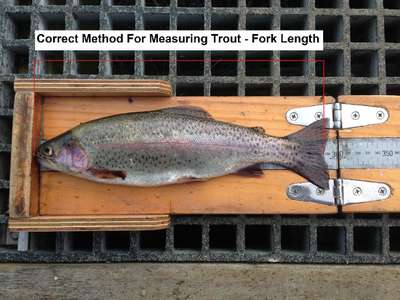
[96,140,254,151]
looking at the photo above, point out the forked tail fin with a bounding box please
[284,119,329,190]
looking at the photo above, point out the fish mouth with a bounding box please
[36,153,57,171]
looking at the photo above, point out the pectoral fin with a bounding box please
[89,168,127,180]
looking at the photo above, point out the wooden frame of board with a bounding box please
[9,79,338,232]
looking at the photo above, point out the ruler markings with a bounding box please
[261,138,400,170]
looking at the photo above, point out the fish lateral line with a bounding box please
[95,139,275,152]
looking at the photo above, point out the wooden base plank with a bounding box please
[40,171,337,216]
[14,79,172,97]
[10,80,339,231]
[39,96,337,215]
[8,215,170,232]
[40,172,171,215]
[9,92,36,218]
[338,96,400,212]
[171,170,338,214]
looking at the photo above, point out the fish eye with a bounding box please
[43,146,53,156]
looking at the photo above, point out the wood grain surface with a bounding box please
[8,215,170,231]
[14,79,172,97]
[9,92,37,218]
[39,95,337,215]
[9,80,339,232]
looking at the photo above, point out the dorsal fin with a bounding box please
[250,126,266,134]
[160,106,213,119]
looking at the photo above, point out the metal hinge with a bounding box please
[287,179,391,206]
[17,232,29,251]
[286,103,389,129]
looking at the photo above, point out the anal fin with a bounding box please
[235,164,264,177]
[175,176,208,183]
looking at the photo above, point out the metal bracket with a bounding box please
[286,103,389,129]
[287,179,391,206]
[17,232,29,252]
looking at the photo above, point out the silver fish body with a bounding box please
[37,106,329,189]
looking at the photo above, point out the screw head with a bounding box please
[290,186,299,194]
[351,111,360,120]
[378,186,387,196]
[315,187,325,195]
[353,186,362,196]
[376,110,385,120]
[315,111,323,120]
[289,112,298,121]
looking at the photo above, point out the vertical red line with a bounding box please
[322,59,326,119]
[33,58,36,104]
[321,59,327,152]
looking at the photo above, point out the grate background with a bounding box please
[0,0,400,263]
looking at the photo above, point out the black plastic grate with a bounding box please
[0,0,400,263]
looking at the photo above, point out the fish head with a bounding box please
[37,131,89,174]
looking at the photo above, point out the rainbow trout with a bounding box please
[37,106,329,189]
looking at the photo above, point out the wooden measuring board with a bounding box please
[339,96,400,213]
[9,79,337,231]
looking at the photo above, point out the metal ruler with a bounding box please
[335,138,400,169]
[261,138,400,170]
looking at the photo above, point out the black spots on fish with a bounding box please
[269,144,277,152]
